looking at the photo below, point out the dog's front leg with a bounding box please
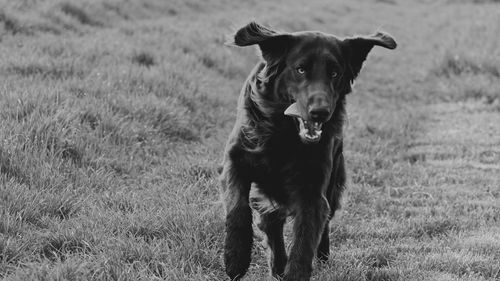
[284,196,330,281]
[221,166,252,280]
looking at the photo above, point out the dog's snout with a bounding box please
[309,107,330,121]
[308,93,330,121]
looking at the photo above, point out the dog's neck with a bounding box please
[247,63,291,118]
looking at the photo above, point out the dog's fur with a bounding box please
[220,22,396,281]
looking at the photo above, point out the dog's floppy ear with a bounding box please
[228,22,292,62]
[343,31,396,82]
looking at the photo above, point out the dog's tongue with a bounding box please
[284,102,302,118]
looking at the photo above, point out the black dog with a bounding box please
[220,22,396,281]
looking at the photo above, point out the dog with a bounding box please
[220,22,396,281]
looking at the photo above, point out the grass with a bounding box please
[0,0,499,280]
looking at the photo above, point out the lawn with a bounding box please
[0,0,499,280]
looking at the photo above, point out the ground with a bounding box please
[0,0,499,280]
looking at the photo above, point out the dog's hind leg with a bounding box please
[257,209,287,279]
[221,165,252,280]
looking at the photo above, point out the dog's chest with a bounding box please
[248,141,332,186]
[245,146,332,212]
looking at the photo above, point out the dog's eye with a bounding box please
[332,72,339,78]
[296,67,306,74]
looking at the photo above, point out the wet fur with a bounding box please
[220,22,396,281]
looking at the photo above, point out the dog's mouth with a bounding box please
[284,103,323,144]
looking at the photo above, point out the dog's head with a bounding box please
[230,22,396,144]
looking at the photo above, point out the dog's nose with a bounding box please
[309,107,330,121]
[308,93,330,121]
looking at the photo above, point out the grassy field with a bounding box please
[0,0,499,280]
